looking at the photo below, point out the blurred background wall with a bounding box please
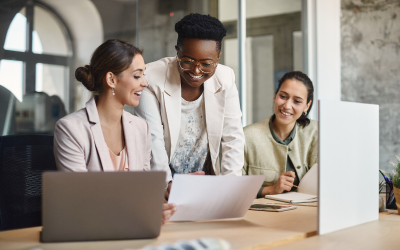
[0,0,399,172]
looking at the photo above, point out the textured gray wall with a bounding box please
[341,0,400,172]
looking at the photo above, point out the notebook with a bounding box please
[41,172,166,242]
[265,163,318,203]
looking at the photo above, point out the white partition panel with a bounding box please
[318,100,379,235]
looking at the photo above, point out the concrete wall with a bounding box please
[341,0,400,172]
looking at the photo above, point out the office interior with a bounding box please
[0,0,399,248]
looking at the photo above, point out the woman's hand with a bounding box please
[162,202,177,225]
[272,171,295,194]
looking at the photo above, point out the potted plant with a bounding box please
[389,156,400,214]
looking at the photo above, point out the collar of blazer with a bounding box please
[163,58,225,161]
[263,116,300,150]
[85,97,137,171]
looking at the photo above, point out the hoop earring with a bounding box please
[112,88,115,96]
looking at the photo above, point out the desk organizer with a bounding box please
[386,182,397,209]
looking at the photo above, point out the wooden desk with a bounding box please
[0,199,317,250]
[269,212,400,250]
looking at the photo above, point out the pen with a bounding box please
[379,170,386,178]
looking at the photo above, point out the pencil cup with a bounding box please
[394,187,400,214]
[386,183,397,210]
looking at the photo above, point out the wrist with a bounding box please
[261,186,275,196]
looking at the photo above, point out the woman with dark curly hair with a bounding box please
[242,71,317,198]
[135,14,245,194]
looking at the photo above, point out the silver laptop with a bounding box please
[41,171,166,242]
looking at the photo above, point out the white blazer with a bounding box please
[54,97,152,172]
[135,57,244,182]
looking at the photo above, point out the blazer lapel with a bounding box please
[204,74,224,157]
[122,111,138,171]
[164,59,181,159]
[86,97,114,171]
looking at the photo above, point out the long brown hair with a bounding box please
[75,39,143,94]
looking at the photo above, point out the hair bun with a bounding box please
[75,65,96,91]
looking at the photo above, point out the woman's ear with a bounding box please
[175,46,179,53]
[273,94,276,103]
[304,100,312,113]
[105,72,116,89]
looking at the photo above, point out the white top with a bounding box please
[134,57,245,183]
[169,94,208,174]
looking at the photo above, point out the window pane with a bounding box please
[0,60,24,102]
[36,63,67,103]
[293,31,303,71]
[224,37,256,124]
[3,8,27,52]
[33,5,69,56]
[15,92,66,134]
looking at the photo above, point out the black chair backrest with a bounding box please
[0,135,57,231]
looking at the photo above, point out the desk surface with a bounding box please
[269,212,400,250]
[0,199,317,250]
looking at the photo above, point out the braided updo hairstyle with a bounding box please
[175,13,227,52]
[275,71,314,128]
[75,39,142,94]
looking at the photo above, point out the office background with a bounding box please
[0,0,399,174]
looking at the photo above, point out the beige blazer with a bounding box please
[242,117,318,186]
[135,57,245,182]
[54,97,151,172]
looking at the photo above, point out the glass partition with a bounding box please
[220,0,303,125]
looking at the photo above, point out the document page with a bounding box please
[297,163,318,196]
[168,175,264,221]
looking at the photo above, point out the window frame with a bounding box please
[1,0,73,111]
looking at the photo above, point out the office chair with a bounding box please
[0,135,57,231]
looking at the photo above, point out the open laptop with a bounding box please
[41,171,166,242]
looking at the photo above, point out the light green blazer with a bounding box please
[242,117,318,186]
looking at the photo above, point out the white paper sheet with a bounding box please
[168,175,264,221]
[297,163,318,195]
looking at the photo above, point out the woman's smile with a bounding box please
[187,72,204,80]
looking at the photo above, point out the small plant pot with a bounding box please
[394,187,400,214]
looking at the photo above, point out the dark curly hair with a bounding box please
[275,71,314,128]
[175,13,227,52]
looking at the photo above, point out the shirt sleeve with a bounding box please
[220,69,245,176]
[135,88,173,184]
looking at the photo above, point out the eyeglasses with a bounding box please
[176,56,218,74]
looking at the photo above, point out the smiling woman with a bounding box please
[242,71,318,198]
[135,14,245,195]
[53,39,176,224]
